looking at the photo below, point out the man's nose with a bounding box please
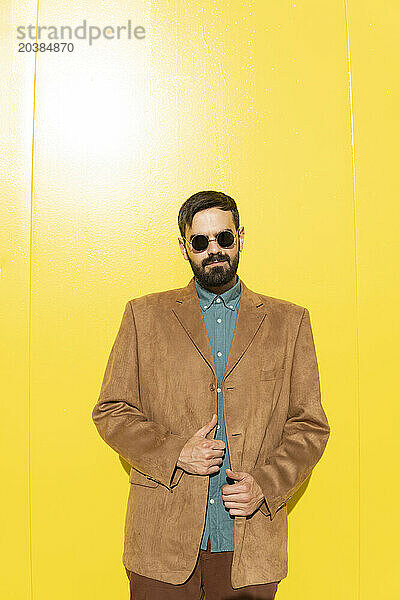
[207,239,220,252]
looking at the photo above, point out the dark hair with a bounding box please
[178,190,240,239]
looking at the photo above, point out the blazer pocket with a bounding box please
[260,365,285,380]
[129,468,159,487]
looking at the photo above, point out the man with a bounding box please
[92,190,330,599]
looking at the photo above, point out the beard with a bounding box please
[187,249,240,288]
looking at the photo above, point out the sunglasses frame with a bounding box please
[182,228,239,253]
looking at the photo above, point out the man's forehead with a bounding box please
[188,211,235,235]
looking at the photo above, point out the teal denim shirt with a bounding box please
[195,274,241,551]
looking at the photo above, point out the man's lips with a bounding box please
[206,260,227,266]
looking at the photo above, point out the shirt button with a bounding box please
[210,498,215,504]
[217,387,221,393]
[229,305,233,308]
[217,351,222,357]
[216,298,221,303]
[203,305,208,309]
[216,425,220,429]
[209,383,215,391]
[217,318,222,323]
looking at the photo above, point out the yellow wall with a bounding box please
[1,1,399,598]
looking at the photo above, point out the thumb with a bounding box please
[195,413,218,437]
[225,468,245,481]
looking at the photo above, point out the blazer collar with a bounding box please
[172,276,269,381]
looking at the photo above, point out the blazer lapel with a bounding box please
[171,276,269,380]
[223,279,268,381]
[171,277,215,375]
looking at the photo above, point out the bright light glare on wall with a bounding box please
[38,69,146,159]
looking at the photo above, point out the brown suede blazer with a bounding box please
[92,276,330,588]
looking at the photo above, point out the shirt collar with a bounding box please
[195,274,241,311]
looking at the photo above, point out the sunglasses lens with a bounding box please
[191,234,209,252]
[217,230,235,248]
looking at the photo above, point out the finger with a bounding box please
[210,440,226,449]
[224,501,250,510]
[209,448,225,456]
[222,493,249,504]
[195,414,218,437]
[209,458,223,467]
[228,509,250,516]
[225,468,245,479]
[222,485,247,496]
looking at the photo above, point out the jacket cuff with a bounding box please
[145,432,191,490]
[250,467,289,520]
[170,465,185,488]
[258,498,272,518]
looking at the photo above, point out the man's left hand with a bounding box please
[221,468,266,516]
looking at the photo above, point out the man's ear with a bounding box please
[178,237,189,260]
[238,226,245,252]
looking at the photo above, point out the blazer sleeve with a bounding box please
[250,307,330,520]
[92,301,191,491]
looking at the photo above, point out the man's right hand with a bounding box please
[176,414,226,476]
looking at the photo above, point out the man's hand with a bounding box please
[177,414,226,476]
[221,468,266,516]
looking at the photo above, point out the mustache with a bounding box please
[203,256,229,266]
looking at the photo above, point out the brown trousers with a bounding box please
[125,536,280,599]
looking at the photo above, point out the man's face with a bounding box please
[178,207,244,289]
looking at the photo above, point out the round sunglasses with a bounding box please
[182,229,238,253]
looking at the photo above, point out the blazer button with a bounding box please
[209,383,215,391]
